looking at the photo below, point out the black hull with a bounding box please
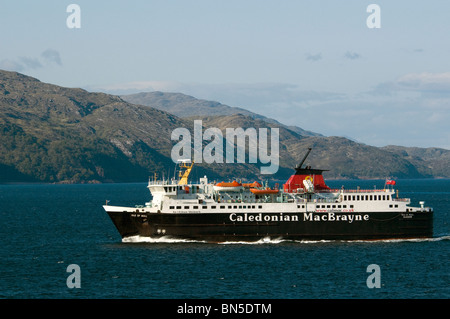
[107,210,433,242]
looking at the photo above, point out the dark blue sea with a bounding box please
[1,179,448,300]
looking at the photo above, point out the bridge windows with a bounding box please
[343,194,391,201]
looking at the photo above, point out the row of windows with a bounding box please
[164,186,200,192]
[169,202,399,210]
[315,204,354,209]
[343,194,391,201]
[169,205,264,210]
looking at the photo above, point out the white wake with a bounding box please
[122,235,205,244]
[121,235,449,245]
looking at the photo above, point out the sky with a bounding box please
[1,0,449,149]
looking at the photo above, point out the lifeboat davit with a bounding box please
[213,181,243,192]
[250,188,279,195]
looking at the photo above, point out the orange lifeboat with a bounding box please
[250,188,279,195]
[213,180,243,192]
[242,181,262,188]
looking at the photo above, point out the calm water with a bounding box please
[0,179,448,299]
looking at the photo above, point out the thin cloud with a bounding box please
[0,59,24,72]
[19,57,42,69]
[367,72,450,97]
[305,53,322,62]
[41,49,62,66]
[0,49,62,72]
[344,51,361,60]
[396,72,450,92]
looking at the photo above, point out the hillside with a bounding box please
[381,145,450,178]
[1,70,449,183]
[0,70,254,183]
[0,71,175,182]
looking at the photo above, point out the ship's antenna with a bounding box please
[297,148,312,169]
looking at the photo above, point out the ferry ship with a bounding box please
[103,149,433,242]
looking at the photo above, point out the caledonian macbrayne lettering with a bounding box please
[229,212,369,223]
[303,212,369,223]
[229,213,298,222]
